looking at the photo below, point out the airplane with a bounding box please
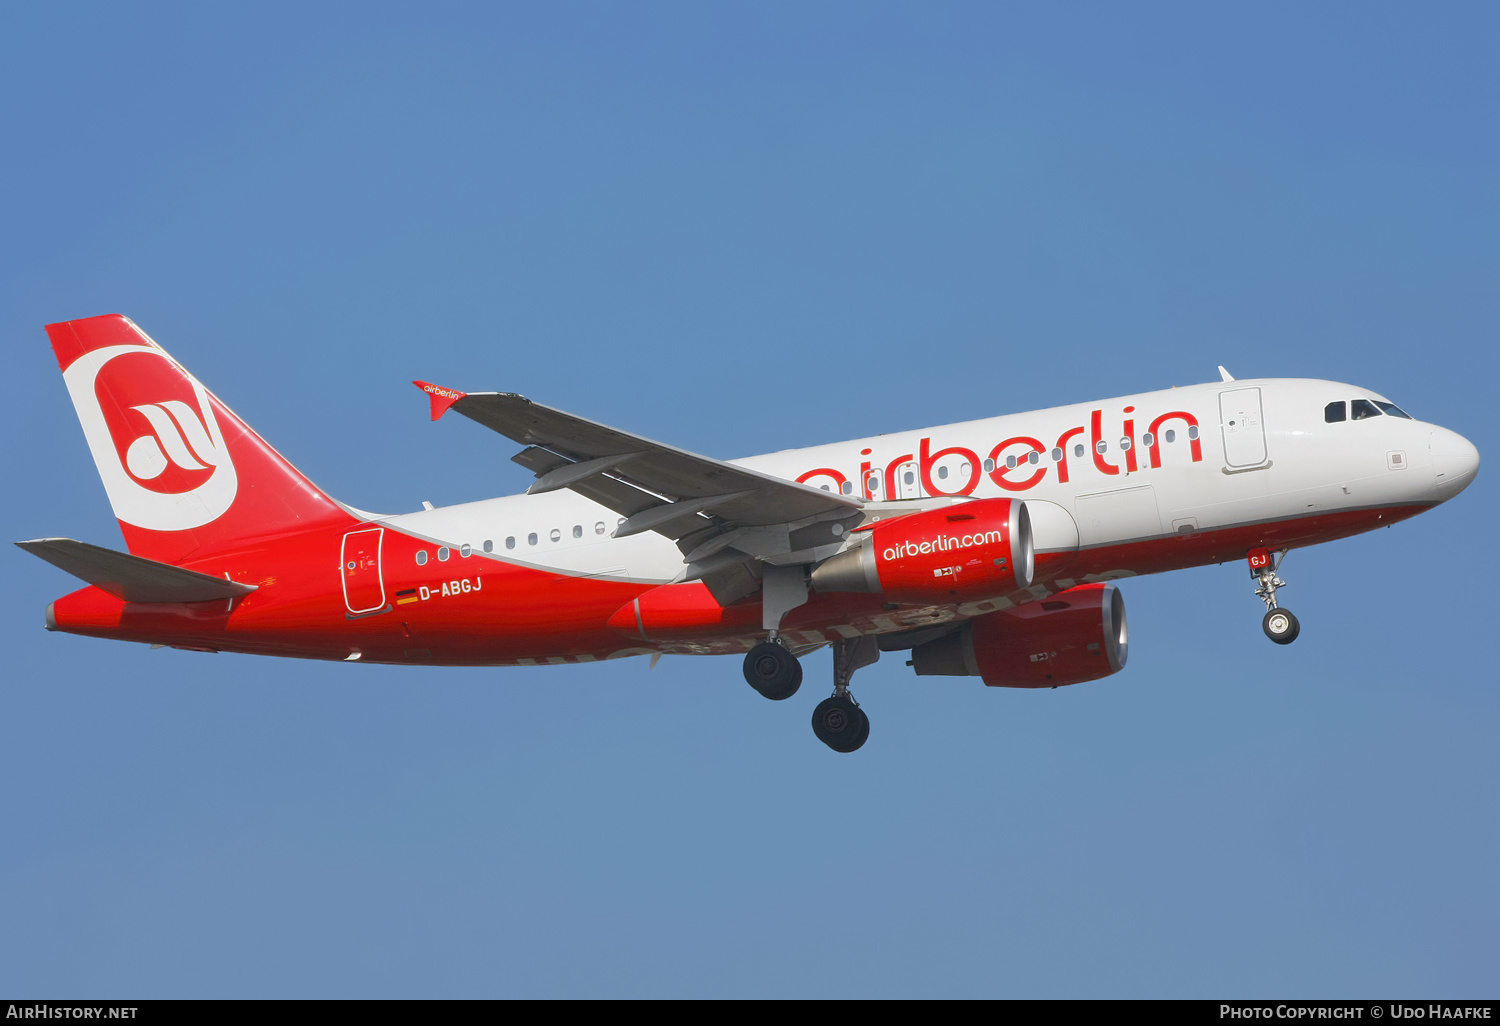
[19,314,1481,753]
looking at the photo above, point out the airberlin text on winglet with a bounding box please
[414,380,467,421]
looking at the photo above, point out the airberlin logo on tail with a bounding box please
[62,343,238,532]
[123,401,222,480]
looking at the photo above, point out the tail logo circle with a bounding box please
[62,344,239,531]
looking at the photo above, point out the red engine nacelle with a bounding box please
[909,582,1128,688]
[810,498,1033,603]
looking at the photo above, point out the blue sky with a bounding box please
[2,2,1496,997]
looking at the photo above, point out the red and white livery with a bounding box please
[20,315,1480,752]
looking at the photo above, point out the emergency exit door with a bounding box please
[1219,387,1268,468]
[341,527,388,616]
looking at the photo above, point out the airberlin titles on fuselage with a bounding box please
[796,404,1203,497]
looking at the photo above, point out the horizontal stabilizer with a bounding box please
[15,538,258,603]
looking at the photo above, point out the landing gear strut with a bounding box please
[812,636,877,753]
[1249,547,1300,645]
[743,565,876,751]
[743,565,810,700]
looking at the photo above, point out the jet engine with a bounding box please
[909,582,1128,688]
[810,498,1032,603]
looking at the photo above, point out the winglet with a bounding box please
[413,380,467,421]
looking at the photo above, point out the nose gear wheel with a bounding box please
[1249,548,1299,645]
[1262,607,1300,645]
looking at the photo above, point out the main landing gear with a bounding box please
[740,633,878,753]
[812,694,868,753]
[811,636,878,754]
[1249,547,1300,645]
[743,638,802,701]
[743,564,809,702]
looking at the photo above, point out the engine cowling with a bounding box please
[910,582,1127,687]
[810,498,1033,603]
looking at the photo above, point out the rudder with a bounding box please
[48,314,350,564]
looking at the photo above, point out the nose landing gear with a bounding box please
[1249,547,1299,645]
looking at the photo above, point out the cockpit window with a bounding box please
[1374,401,1412,420]
[1351,399,1381,421]
[1324,401,1346,423]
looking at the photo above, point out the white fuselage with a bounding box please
[379,377,1477,589]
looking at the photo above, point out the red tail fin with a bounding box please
[48,314,350,564]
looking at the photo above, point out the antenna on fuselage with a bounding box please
[1218,366,1235,382]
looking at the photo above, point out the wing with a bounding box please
[415,382,863,600]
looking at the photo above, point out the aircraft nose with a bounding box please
[1429,426,1480,501]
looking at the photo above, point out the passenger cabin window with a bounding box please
[528,533,538,546]
[506,536,516,549]
[1074,443,1086,458]
[1325,401,1347,423]
[572,525,582,539]
[1352,399,1381,421]
[483,540,493,553]
[595,522,605,534]
[1164,430,1176,443]
[437,547,450,561]
[550,528,561,542]
[459,544,471,558]
[983,458,995,473]
[415,550,428,566]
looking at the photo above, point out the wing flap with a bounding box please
[16,538,257,603]
[567,474,664,522]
